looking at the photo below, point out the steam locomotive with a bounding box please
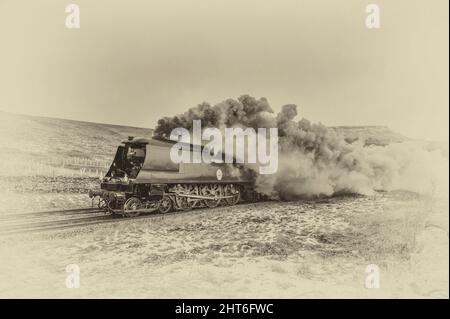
[89,136,259,217]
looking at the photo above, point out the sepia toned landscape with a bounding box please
[0,111,447,298]
[0,0,447,301]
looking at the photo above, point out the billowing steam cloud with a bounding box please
[155,95,448,199]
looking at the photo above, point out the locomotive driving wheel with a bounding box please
[174,184,195,211]
[123,197,142,217]
[158,195,173,214]
[201,184,221,208]
[175,195,194,211]
[224,184,240,206]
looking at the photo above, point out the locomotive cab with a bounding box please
[106,136,147,181]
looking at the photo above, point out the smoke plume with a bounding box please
[155,95,448,199]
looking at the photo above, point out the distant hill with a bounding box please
[0,110,410,177]
[330,125,409,146]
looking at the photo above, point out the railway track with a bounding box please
[0,207,104,220]
[0,204,229,235]
[0,207,115,235]
[0,192,261,235]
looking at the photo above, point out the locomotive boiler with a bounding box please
[89,136,258,217]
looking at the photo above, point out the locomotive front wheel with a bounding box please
[97,198,107,210]
[123,197,142,217]
[158,196,173,214]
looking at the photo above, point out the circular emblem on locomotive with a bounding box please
[216,168,223,181]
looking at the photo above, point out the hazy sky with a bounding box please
[0,0,448,141]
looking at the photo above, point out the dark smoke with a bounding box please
[154,95,276,138]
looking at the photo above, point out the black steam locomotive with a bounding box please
[89,136,259,217]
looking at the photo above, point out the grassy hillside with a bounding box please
[0,111,153,177]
